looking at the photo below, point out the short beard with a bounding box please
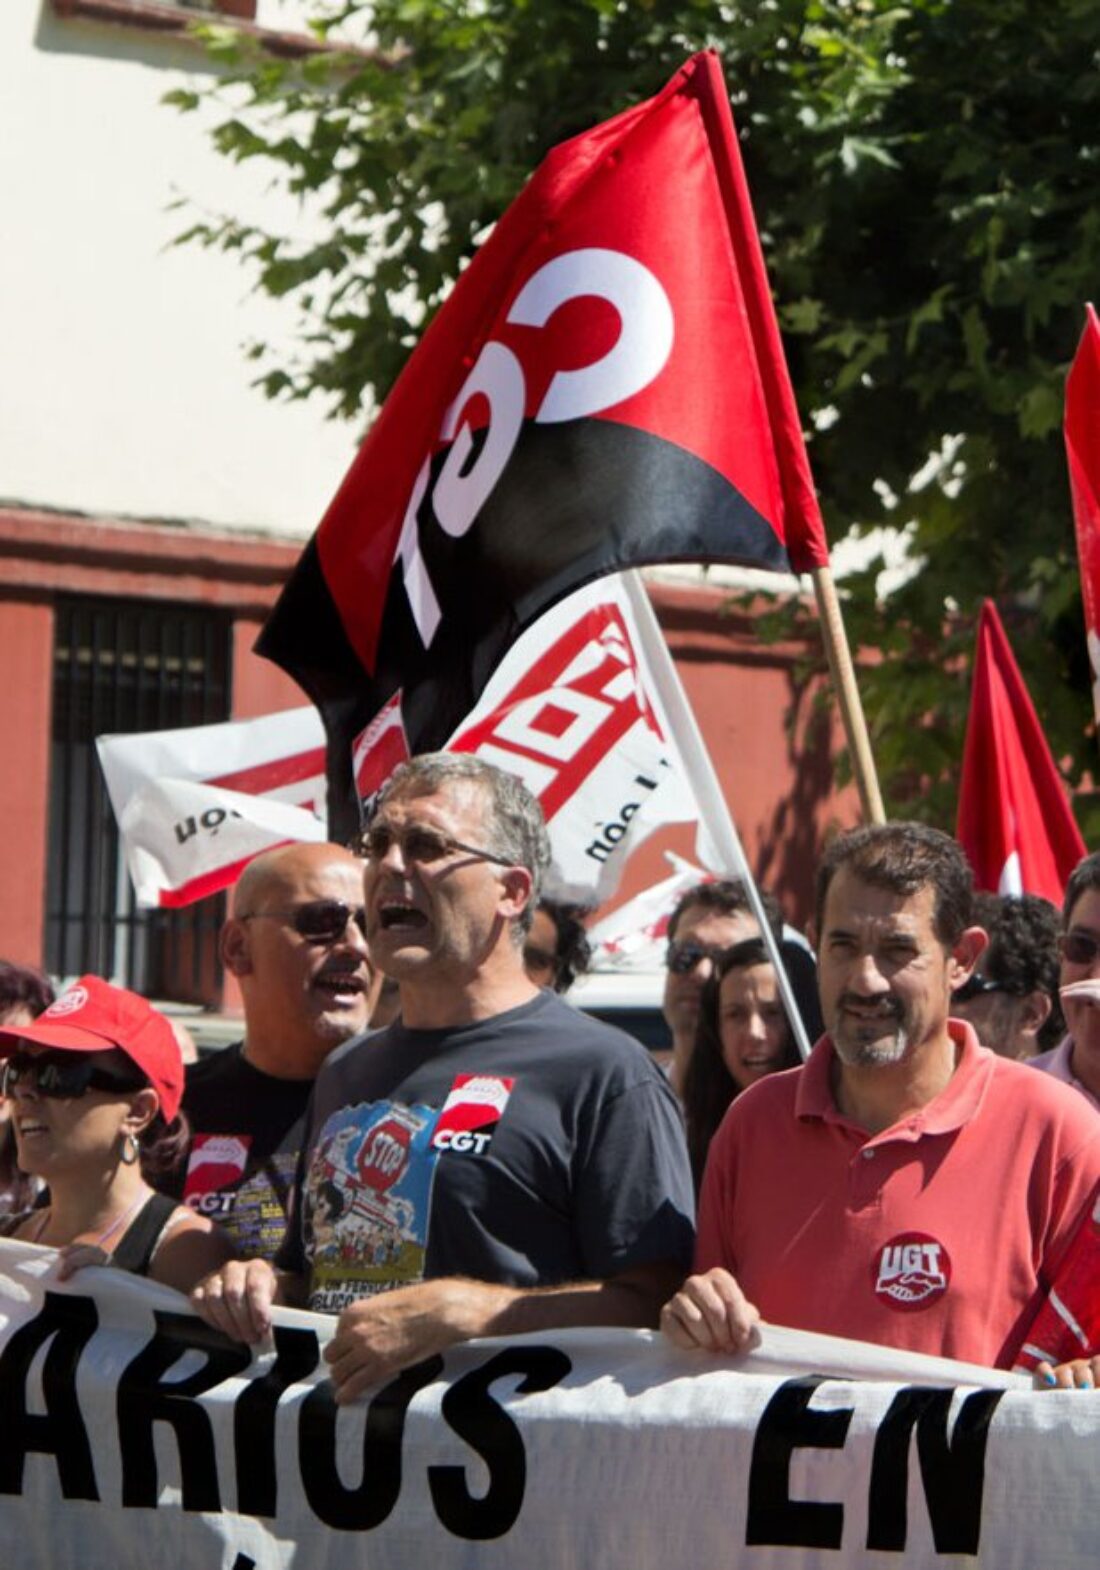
[830,996,911,1068]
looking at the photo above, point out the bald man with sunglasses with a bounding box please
[159,842,382,1261]
[191,755,694,1402]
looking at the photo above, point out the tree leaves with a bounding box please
[171,0,1097,828]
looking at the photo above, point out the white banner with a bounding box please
[2,1240,1095,1570]
[97,708,328,908]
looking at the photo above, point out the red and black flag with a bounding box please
[258,51,830,832]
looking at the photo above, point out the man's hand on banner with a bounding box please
[191,1257,284,1342]
[325,1278,506,1404]
[659,1267,761,1355]
[1035,1354,1100,1390]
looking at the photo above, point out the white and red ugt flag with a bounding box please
[257,51,829,835]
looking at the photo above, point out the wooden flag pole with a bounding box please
[810,564,886,825]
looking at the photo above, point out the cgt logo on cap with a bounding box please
[43,985,90,1019]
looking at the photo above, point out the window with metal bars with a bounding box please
[45,596,232,1004]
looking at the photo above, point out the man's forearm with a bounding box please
[446,1260,685,1341]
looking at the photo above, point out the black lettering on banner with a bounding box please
[0,1291,99,1500]
[117,1310,251,1512]
[428,1346,573,1541]
[746,1375,853,1549]
[866,1386,1004,1555]
[234,1325,321,1518]
[299,1355,443,1530]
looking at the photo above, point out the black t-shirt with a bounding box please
[161,1043,314,1262]
[277,991,695,1313]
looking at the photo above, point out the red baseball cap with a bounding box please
[0,975,183,1122]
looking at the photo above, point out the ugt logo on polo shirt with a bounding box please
[873,1231,952,1310]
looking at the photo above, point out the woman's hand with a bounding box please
[56,1243,111,1280]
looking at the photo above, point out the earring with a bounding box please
[119,1131,140,1166]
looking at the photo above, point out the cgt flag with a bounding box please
[957,600,1085,904]
[1066,303,1100,727]
[257,50,829,834]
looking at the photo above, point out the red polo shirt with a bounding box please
[695,1021,1100,1368]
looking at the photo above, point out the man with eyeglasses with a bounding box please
[159,841,381,1261]
[662,880,781,1094]
[1031,851,1100,1110]
[190,754,694,1401]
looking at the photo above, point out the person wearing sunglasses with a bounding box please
[0,976,231,1288]
[949,890,1063,1061]
[190,754,694,1403]
[1031,851,1100,1110]
[158,842,383,1264]
[662,880,782,1095]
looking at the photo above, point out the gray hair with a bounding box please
[373,753,551,935]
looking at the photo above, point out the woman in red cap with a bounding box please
[0,975,233,1290]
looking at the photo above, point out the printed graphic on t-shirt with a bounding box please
[872,1231,952,1311]
[183,1133,297,1259]
[304,1099,441,1312]
[430,1074,514,1156]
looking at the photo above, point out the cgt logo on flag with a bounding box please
[256,50,829,836]
[350,579,699,901]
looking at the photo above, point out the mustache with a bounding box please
[836,993,904,1021]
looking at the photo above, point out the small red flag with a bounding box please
[1066,303,1100,725]
[257,52,828,830]
[957,601,1085,904]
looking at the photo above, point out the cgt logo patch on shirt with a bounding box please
[873,1231,952,1311]
[430,1074,514,1157]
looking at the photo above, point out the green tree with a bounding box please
[175,0,1100,834]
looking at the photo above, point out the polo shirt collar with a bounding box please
[795,1019,994,1141]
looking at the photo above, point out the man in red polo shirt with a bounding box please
[661,822,1100,1383]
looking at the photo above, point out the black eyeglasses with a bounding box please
[358,822,515,869]
[666,938,730,975]
[952,973,1009,1004]
[2,1051,145,1101]
[241,899,368,944]
[1061,930,1100,967]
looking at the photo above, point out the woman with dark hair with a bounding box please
[682,938,803,1189]
[0,961,55,1211]
[0,975,232,1289]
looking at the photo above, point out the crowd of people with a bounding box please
[0,752,1097,1400]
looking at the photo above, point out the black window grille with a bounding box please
[45,595,232,1004]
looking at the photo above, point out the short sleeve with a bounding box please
[573,1076,695,1278]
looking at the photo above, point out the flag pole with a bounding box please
[809,564,886,825]
[622,571,813,1061]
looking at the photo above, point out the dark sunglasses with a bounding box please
[2,1050,145,1101]
[1061,930,1100,967]
[952,973,1008,1004]
[358,823,514,868]
[242,899,368,944]
[666,938,730,975]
